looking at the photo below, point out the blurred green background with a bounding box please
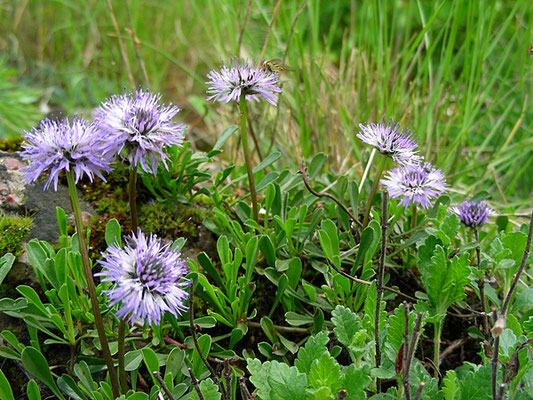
[0,0,531,205]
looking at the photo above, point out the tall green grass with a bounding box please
[1,0,531,203]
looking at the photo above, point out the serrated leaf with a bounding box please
[418,246,471,316]
[295,331,330,374]
[309,354,343,393]
[343,364,371,399]
[248,359,308,400]
[331,305,362,348]
[190,378,221,400]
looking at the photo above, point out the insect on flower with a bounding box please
[260,59,294,75]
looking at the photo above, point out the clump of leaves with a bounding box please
[0,214,31,256]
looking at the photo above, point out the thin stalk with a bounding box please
[375,190,388,393]
[118,321,128,394]
[359,148,377,191]
[239,99,259,222]
[128,168,139,231]
[433,321,442,379]
[362,154,387,228]
[119,166,139,394]
[473,227,489,335]
[66,171,119,398]
[491,335,500,400]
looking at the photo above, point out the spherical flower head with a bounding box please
[451,201,491,228]
[97,231,189,326]
[94,89,185,174]
[382,162,447,209]
[357,119,422,165]
[20,118,112,191]
[206,59,282,106]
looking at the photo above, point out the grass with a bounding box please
[0,0,531,204]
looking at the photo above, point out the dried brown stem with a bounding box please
[153,371,175,400]
[327,260,417,301]
[301,161,363,227]
[224,359,232,400]
[239,376,253,400]
[189,368,205,400]
[237,0,252,57]
[473,227,490,335]
[413,382,425,400]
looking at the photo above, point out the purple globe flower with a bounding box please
[206,59,282,106]
[94,89,185,174]
[97,231,189,326]
[20,118,112,191]
[382,162,447,209]
[452,201,491,228]
[357,119,422,165]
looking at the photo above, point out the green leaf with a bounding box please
[0,369,14,400]
[353,226,375,269]
[418,246,470,316]
[331,305,362,348]
[438,213,460,245]
[21,347,65,400]
[213,125,238,151]
[343,364,372,400]
[56,375,87,400]
[55,207,68,236]
[142,348,160,376]
[190,378,222,400]
[308,153,327,179]
[73,361,96,392]
[253,151,281,173]
[259,235,276,268]
[308,354,343,394]
[164,348,185,379]
[124,350,143,372]
[0,253,15,285]
[104,219,122,247]
[248,359,308,400]
[26,380,41,400]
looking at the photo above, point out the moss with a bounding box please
[0,137,23,152]
[0,214,32,257]
[139,201,211,240]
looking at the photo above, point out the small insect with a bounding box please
[260,59,294,75]
[529,44,533,55]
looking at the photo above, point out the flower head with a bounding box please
[94,89,185,174]
[382,162,446,209]
[21,118,112,191]
[452,200,491,228]
[206,59,282,106]
[357,120,421,165]
[97,231,189,326]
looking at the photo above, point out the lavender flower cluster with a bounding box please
[20,88,189,327]
[357,119,492,223]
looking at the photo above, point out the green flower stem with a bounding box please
[411,204,417,231]
[66,171,120,398]
[433,320,442,379]
[118,321,128,394]
[128,167,139,232]
[117,166,140,394]
[362,154,387,228]
[239,98,259,223]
